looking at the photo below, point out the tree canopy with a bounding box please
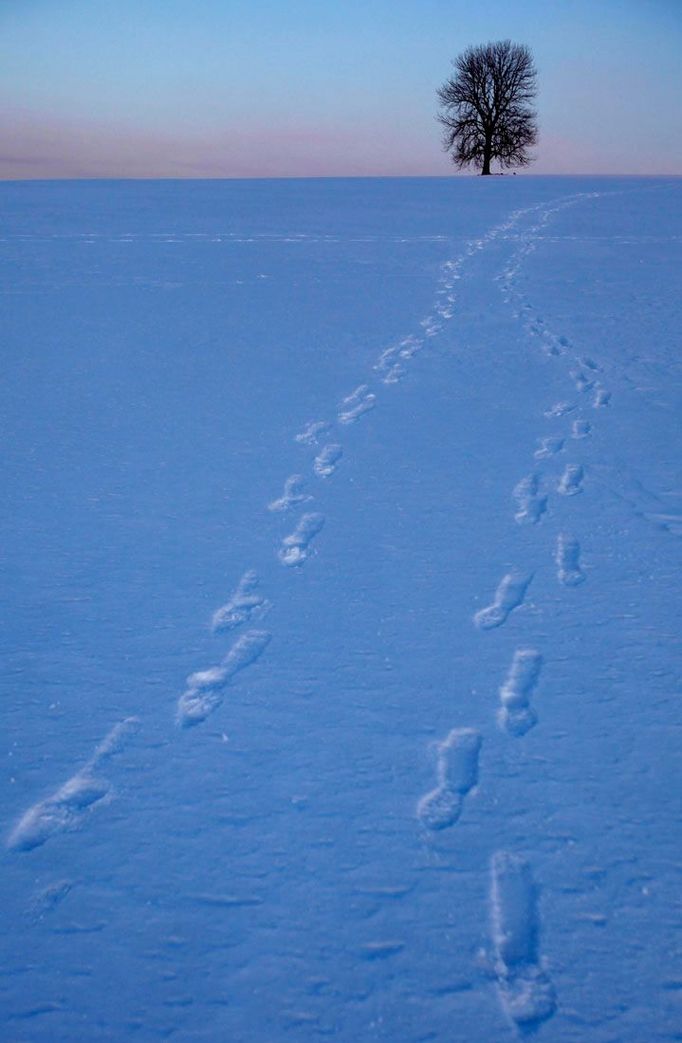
[437,40,538,175]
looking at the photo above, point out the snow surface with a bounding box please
[1,176,681,1041]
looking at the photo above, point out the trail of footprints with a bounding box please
[481,193,613,1026]
[8,194,612,1035]
[171,220,528,742]
[415,193,616,1030]
[7,209,476,855]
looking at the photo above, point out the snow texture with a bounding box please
[1,176,681,1040]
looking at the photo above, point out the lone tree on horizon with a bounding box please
[437,40,538,175]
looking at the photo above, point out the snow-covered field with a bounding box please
[1,176,680,1041]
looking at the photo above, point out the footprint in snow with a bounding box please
[570,368,597,393]
[420,316,443,337]
[417,729,481,831]
[338,385,376,425]
[374,346,403,384]
[268,474,310,513]
[555,532,586,586]
[313,444,343,479]
[278,512,325,567]
[474,572,533,631]
[489,851,557,1029]
[571,419,591,439]
[593,387,612,408]
[7,717,139,852]
[534,436,564,459]
[398,335,424,360]
[211,570,270,633]
[558,463,584,496]
[513,475,547,525]
[177,630,271,728]
[544,401,577,419]
[295,420,331,446]
[497,650,542,737]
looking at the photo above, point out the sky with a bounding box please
[1,0,681,178]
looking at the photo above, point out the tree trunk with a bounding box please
[481,135,492,175]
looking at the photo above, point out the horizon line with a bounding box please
[2,173,681,184]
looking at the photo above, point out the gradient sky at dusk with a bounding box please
[1,0,680,178]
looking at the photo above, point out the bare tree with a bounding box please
[437,40,538,175]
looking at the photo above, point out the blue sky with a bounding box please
[1,0,680,177]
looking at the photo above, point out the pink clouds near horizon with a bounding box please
[0,108,456,179]
[1,111,679,181]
